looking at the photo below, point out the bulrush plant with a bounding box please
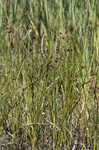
[0,0,99,149]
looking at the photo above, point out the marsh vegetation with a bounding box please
[0,0,99,149]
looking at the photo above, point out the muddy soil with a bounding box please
[0,135,32,150]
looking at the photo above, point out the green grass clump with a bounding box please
[0,0,99,149]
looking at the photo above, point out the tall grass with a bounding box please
[0,0,99,149]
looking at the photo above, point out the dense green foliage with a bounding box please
[0,0,99,149]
